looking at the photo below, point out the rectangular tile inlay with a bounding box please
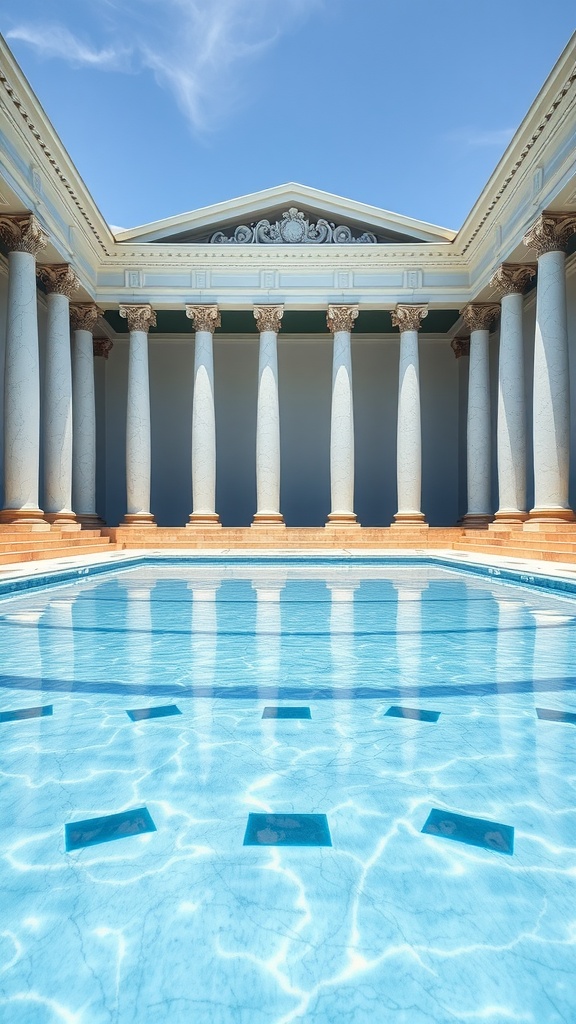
[422,808,514,855]
[536,707,576,726]
[262,706,311,719]
[243,813,331,847]
[0,705,53,723]
[126,705,181,721]
[385,706,440,723]
[65,807,157,851]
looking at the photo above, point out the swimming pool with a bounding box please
[1,558,575,1023]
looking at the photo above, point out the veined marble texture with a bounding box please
[0,563,576,1023]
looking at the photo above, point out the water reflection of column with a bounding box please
[42,597,76,693]
[394,579,428,771]
[530,605,573,798]
[253,577,285,702]
[121,581,154,693]
[494,595,529,756]
[188,580,220,778]
[327,580,359,699]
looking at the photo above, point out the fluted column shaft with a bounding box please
[253,306,284,525]
[71,304,101,524]
[523,214,576,521]
[119,304,156,525]
[462,304,499,527]
[392,305,428,525]
[0,215,47,523]
[327,305,358,525]
[38,265,79,523]
[490,265,534,522]
[186,305,221,526]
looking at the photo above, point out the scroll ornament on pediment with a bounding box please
[210,207,378,245]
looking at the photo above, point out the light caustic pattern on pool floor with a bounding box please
[1,561,576,1023]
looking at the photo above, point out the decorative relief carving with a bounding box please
[490,263,536,296]
[37,263,79,297]
[0,213,47,256]
[523,213,576,257]
[186,304,221,332]
[451,337,470,359]
[70,303,100,332]
[391,304,428,332]
[211,207,378,245]
[93,338,113,359]
[119,304,156,333]
[461,303,500,332]
[327,305,359,333]
[253,305,284,333]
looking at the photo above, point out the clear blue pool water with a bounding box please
[1,558,576,1023]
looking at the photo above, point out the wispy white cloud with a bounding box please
[447,127,516,148]
[6,0,320,133]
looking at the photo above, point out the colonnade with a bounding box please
[0,210,575,527]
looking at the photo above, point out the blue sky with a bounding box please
[2,1,575,231]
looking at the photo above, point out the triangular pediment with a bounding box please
[113,183,455,245]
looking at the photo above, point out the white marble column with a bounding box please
[391,304,428,526]
[490,264,535,523]
[186,304,221,526]
[37,264,79,525]
[119,304,156,526]
[523,213,576,521]
[326,305,359,526]
[252,305,284,525]
[0,214,47,524]
[70,304,104,525]
[461,304,499,527]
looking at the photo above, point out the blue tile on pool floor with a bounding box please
[262,706,311,719]
[65,807,157,851]
[422,808,514,855]
[244,813,331,847]
[0,704,53,723]
[385,706,440,723]
[127,705,182,721]
[536,707,576,725]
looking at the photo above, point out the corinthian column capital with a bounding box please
[253,305,284,333]
[70,303,100,332]
[462,303,500,332]
[451,337,470,359]
[523,213,576,257]
[391,304,428,332]
[93,339,113,359]
[490,263,536,297]
[119,304,157,333]
[0,213,48,257]
[37,263,79,298]
[186,304,221,332]
[327,304,359,333]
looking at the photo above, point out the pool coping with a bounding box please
[1,547,576,598]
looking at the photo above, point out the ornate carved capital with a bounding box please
[119,304,156,333]
[186,304,221,333]
[70,303,100,332]
[451,337,470,359]
[461,303,500,332]
[327,304,359,333]
[523,213,576,257]
[0,213,48,257]
[253,305,284,333]
[37,263,79,297]
[391,304,428,332]
[93,338,113,359]
[490,263,536,297]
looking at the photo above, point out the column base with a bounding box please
[0,507,48,527]
[251,513,285,527]
[392,512,428,527]
[77,513,106,528]
[325,513,359,527]
[186,513,221,527]
[492,510,528,525]
[528,506,575,523]
[462,513,493,529]
[119,513,157,527]
[45,511,79,526]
